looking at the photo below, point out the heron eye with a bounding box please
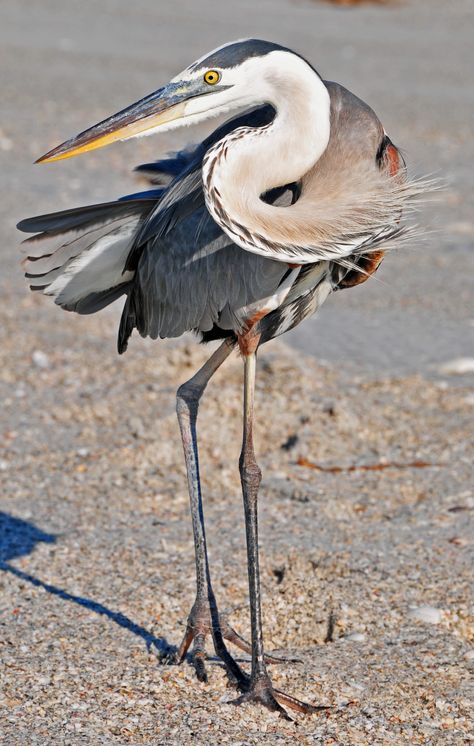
[204,70,220,86]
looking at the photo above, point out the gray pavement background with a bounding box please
[0,1,473,744]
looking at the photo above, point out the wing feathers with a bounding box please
[18,201,154,313]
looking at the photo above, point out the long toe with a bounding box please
[230,674,327,720]
[273,687,330,715]
[191,632,208,683]
[220,618,301,664]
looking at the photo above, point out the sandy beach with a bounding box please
[1,0,473,743]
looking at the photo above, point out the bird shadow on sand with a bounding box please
[0,511,177,659]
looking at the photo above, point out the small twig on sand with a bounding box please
[315,0,400,6]
[296,457,442,472]
[325,610,336,643]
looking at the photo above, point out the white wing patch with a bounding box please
[23,217,140,308]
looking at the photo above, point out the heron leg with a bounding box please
[174,339,250,685]
[234,348,322,718]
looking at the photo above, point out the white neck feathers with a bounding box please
[202,51,331,254]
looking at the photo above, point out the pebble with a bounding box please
[438,358,474,375]
[347,680,366,692]
[344,632,366,642]
[408,605,444,624]
[128,416,146,438]
[32,350,50,369]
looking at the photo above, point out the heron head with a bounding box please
[36,40,299,164]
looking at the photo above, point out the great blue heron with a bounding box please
[18,39,426,717]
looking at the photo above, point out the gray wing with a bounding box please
[18,105,300,352]
[119,207,291,348]
[18,192,290,339]
[18,199,156,314]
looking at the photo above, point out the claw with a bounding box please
[273,687,330,715]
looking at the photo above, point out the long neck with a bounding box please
[202,57,331,257]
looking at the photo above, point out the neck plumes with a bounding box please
[202,54,331,260]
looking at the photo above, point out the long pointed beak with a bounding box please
[36,81,198,164]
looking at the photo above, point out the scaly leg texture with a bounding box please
[175,339,262,684]
[234,348,321,717]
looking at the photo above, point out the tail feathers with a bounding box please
[118,293,136,354]
[118,275,163,354]
[18,200,153,314]
[17,200,141,234]
[118,282,152,353]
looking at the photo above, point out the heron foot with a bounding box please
[232,674,328,720]
[174,598,289,682]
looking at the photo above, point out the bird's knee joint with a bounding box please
[239,456,262,487]
[176,383,204,415]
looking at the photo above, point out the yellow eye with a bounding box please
[204,70,220,86]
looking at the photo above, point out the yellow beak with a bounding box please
[36,81,195,164]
